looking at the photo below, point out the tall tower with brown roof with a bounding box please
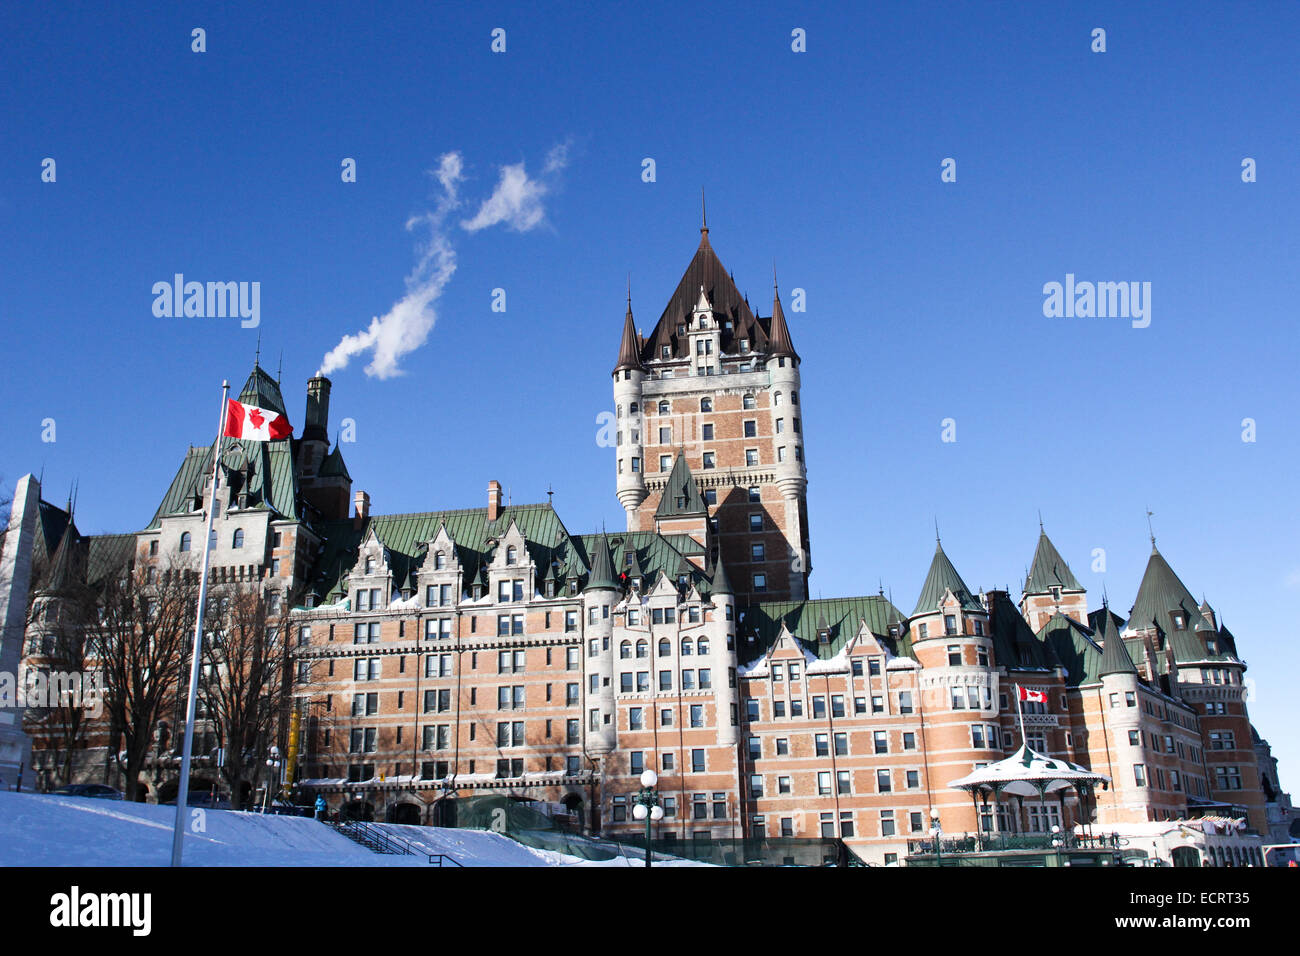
[612,219,809,604]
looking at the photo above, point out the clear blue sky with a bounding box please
[2,2,1298,777]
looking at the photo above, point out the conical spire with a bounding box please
[613,284,643,375]
[44,521,84,593]
[238,363,287,416]
[767,273,799,361]
[710,554,733,596]
[912,539,982,616]
[585,533,620,591]
[654,452,707,518]
[1025,528,1082,594]
[1097,604,1138,677]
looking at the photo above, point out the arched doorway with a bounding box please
[1171,846,1201,868]
[562,793,584,828]
[389,803,421,825]
[431,797,457,828]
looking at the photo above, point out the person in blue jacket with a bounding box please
[314,794,327,822]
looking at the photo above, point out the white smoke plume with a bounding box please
[318,143,568,380]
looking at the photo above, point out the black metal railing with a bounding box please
[907,831,1126,856]
[326,820,463,866]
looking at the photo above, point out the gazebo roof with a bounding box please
[949,744,1110,796]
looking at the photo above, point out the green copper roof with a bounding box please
[654,453,707,518]
[148,438,300,529]
[585,533,620,591]
[86,534,135,585]
[1125,546,1199,637]
[1024,531,1082,594]
[709,556,733,596]
[741,595,909,665]
[311,503,575,603]
[319,445,351,480]
[912,541,983,616]
[1096,607,1138,677]
[987,591,1056,670]
[1038,612,1104,686]
[238,364,288,416]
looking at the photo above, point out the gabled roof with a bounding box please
[238,364,288,416]
[987,590,1056,670]
[1038,612,1104,686]
[1025,531,1082,594]
[654,453,707,518]
[740,595,909,665]
[912,541,983,616]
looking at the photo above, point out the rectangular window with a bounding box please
[877,769,892,793]
[906,770,920,789]
[817,771,831,796]
[775,737,789,756]
[834,732,848,756]
[691,749,705,773]
[815,734,828,757]
[873,730,888,754]
[880,811,896,838]
[750,774,763,799]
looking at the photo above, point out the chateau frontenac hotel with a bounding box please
[9,222,1296,865]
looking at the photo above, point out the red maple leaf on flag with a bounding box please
[248,407,265,429]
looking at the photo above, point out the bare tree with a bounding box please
[84,559,197,801]
[197,581,307,809]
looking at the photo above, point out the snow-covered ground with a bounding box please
[0,791,702,867]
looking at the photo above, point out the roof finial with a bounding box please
[254,331,261,368]
[626,273,631,309]
[1038,509,1044,533]
[547,483,554,507]
[934,517,941,546]
[773,260,779,291]
[1146,507,1156,550]
[276,350,283,383]
[700,188,708,234]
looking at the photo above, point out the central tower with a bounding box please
[612,219,810,604]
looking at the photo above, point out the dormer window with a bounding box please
[944,614,958,636]
[661,346,670,359]
[506,546,518,566]
[544,580,555,598]
[434,551,446,570]
[740,338,749,352]
[1050,586,1062,601]
[1206,637,1218,655]
[1172,612,1186,630]
[365,556,376,574]
[677,324,686,337]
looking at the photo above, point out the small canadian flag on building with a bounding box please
[223,398,291,441]
[1018,686,1048,704]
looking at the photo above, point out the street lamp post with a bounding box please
[1051,824,1064,867]
[631,769,664,868]
[264,746,282,812]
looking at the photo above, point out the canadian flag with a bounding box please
[223,398,291,441]
[1018,686,1047,704]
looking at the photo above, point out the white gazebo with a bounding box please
[949,744,1111,842]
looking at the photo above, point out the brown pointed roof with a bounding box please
[613,294,643,375]
[640,229,772,362]
[768,281,799,361]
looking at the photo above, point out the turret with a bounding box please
[767,277,807,597]
[582,534,621,754]
[613,291,647,524]
[1020,524,1087,631]
[708,557,739,746]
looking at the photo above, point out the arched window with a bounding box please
[629,402,639,414]
[774,391,783,406]
[506,545,518,565]
[620,641,632,659]
[743,394,756,410]
[179,532,191,553]
[658,400,669,414]
[700,397,712,412]
[658,638,671,657]
[232,528,244,549]
[434,551,446,570]
[365,556,376,573]
[681,637,693,656]
[791,391,799,405]
[697,637,710,656]
[635,639,648,658]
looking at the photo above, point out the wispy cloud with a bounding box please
[460,140,571,233]
[319,143,568,379]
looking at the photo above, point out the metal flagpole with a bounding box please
[170,380,230,867]
[1015,684,1027,748]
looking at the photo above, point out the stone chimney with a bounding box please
[353,490,370,529]
[304,376,331,443]
[487,480,503,521]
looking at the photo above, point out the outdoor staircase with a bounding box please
[325,820,462,866]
